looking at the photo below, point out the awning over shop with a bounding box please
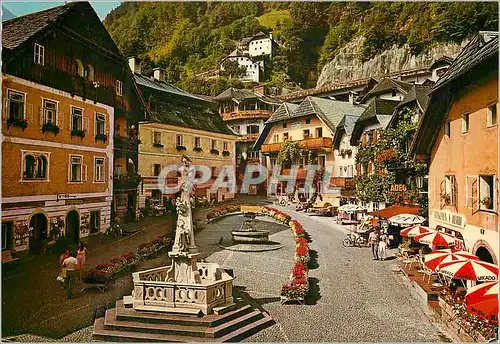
[369,204,421,219]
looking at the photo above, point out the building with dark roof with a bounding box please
[410,32,498,264]
[133,64,238,203]
[1,2,149,253]
[256,96,365,204]
[213,87,281,194]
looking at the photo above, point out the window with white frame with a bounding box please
[248,150,259,159]
[247,125,259,134]
[116,80,123,96]
[71,107,83,131]
[442,175,456,206]
[194,136,201,148]
[479,175,495,211]
[153,131,162,145]
[487,104,497,127]
[315,127,323,138]
[223,142,228,150]
[461,113,469,133]
[70,156,83,182]
[94,157,105,182]
[23,153,48,179]
[373,202,379,211]
[273,134,279,143]
[95,113,106,135]
[283,132,289,141]
[43,99,57,125]
[7,90,25,121]
[176,134,183,146]
[34,43,44,65]
[211,139,217,150]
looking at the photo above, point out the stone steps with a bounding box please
[93,296,275,342]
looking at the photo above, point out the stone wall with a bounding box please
[317,36,468,88]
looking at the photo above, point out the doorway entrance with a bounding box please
[475,246,494,264]
[66,210,80,244]
[29,213,48,254]
[90,211,100,233]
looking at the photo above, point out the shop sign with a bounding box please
[432,209,466,229]
[390,184,407,192]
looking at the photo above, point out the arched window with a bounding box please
[86,64,95,81]
[74,59,84,77]
[36,156,47,178]
[24,155,35,179]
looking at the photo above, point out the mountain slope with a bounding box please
[104,2,498,93]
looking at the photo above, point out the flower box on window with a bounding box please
[153,143,164,148]
[193,147,203,152]
[7,117,28,129]
[71,129,86,138]
[176,145,186,151]
[222,150,231,157]
[42,123,60,135]
[95,133,108,142]
[210,149,220,155]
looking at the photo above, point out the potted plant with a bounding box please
[176,145,186,151]
[71,129,85,138]
[481,197,493,209]
[153,142,164,148]
[95,133,107,142]
[42,123,60,135]
[7,117,28,130]
[441,193,451,205]
[193,146,203,152]
[222,150,231,157]
[210,148,219,155]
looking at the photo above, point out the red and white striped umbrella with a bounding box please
[400,225,435,238]
[414,231,455,247]
[465,281,498,323]
[424,250,479,271]
[438,260,499,282]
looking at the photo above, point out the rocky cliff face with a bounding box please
[316,36,468,88]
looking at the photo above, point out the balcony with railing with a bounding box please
[114,174,141,190]
[238,133,260,142]
[221,110,272,121]
[330,177,356,189]
[261,137,333,153]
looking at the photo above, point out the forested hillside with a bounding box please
[104,2,498,94]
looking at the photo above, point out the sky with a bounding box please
[2,1,122,20]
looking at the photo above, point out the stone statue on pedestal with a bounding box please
[166,155,201,283]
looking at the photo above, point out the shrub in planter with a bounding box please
[7,117,28,129]
[210,149,219,155]
[71,129,85,138]
[193,147,203,152]
[176,145,187,151]
[153,143,164,148]
[222,150,231,157]
[42,123,60,135]
[95,133,108,142]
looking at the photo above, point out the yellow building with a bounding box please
[1,3,146,254]
[133,68,238,204]
[412,32,498,263]
[255,97,366,207]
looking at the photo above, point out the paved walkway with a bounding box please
[2,215,174,339]
[203,205,452,342]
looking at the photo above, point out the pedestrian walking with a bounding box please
[62,251,78,299]
[378,231,389,260]
[57,249,70,284]
[368,229,379,260]
[76,241,87,279]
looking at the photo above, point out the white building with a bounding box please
[247,31,277,58]
[219,50,263,83]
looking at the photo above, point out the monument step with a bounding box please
[205,309,264,338]
[115,299,253,327]
[93,317,211,343]
[104,308,208,337]
[218,312,275,342]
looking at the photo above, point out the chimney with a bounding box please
[254,84,267,96]
[128,57,142,75]
[153,68,166,82]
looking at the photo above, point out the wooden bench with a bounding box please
[2,250,19,264]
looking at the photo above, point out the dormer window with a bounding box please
[34,43,44,66]
[116,80,123,96]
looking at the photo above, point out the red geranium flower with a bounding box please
[296,245,308,256]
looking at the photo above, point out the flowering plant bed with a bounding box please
[206,204,242,222]
[281,219,311,303]
[261,206,292,224]
[83,236,172,284]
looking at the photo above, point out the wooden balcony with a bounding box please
[281,168,308,179]
[261,137,333,153]
[330,177,356,189]
[238,133,260,142]
[221,110,272,121]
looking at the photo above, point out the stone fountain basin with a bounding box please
[231,230,269,243]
